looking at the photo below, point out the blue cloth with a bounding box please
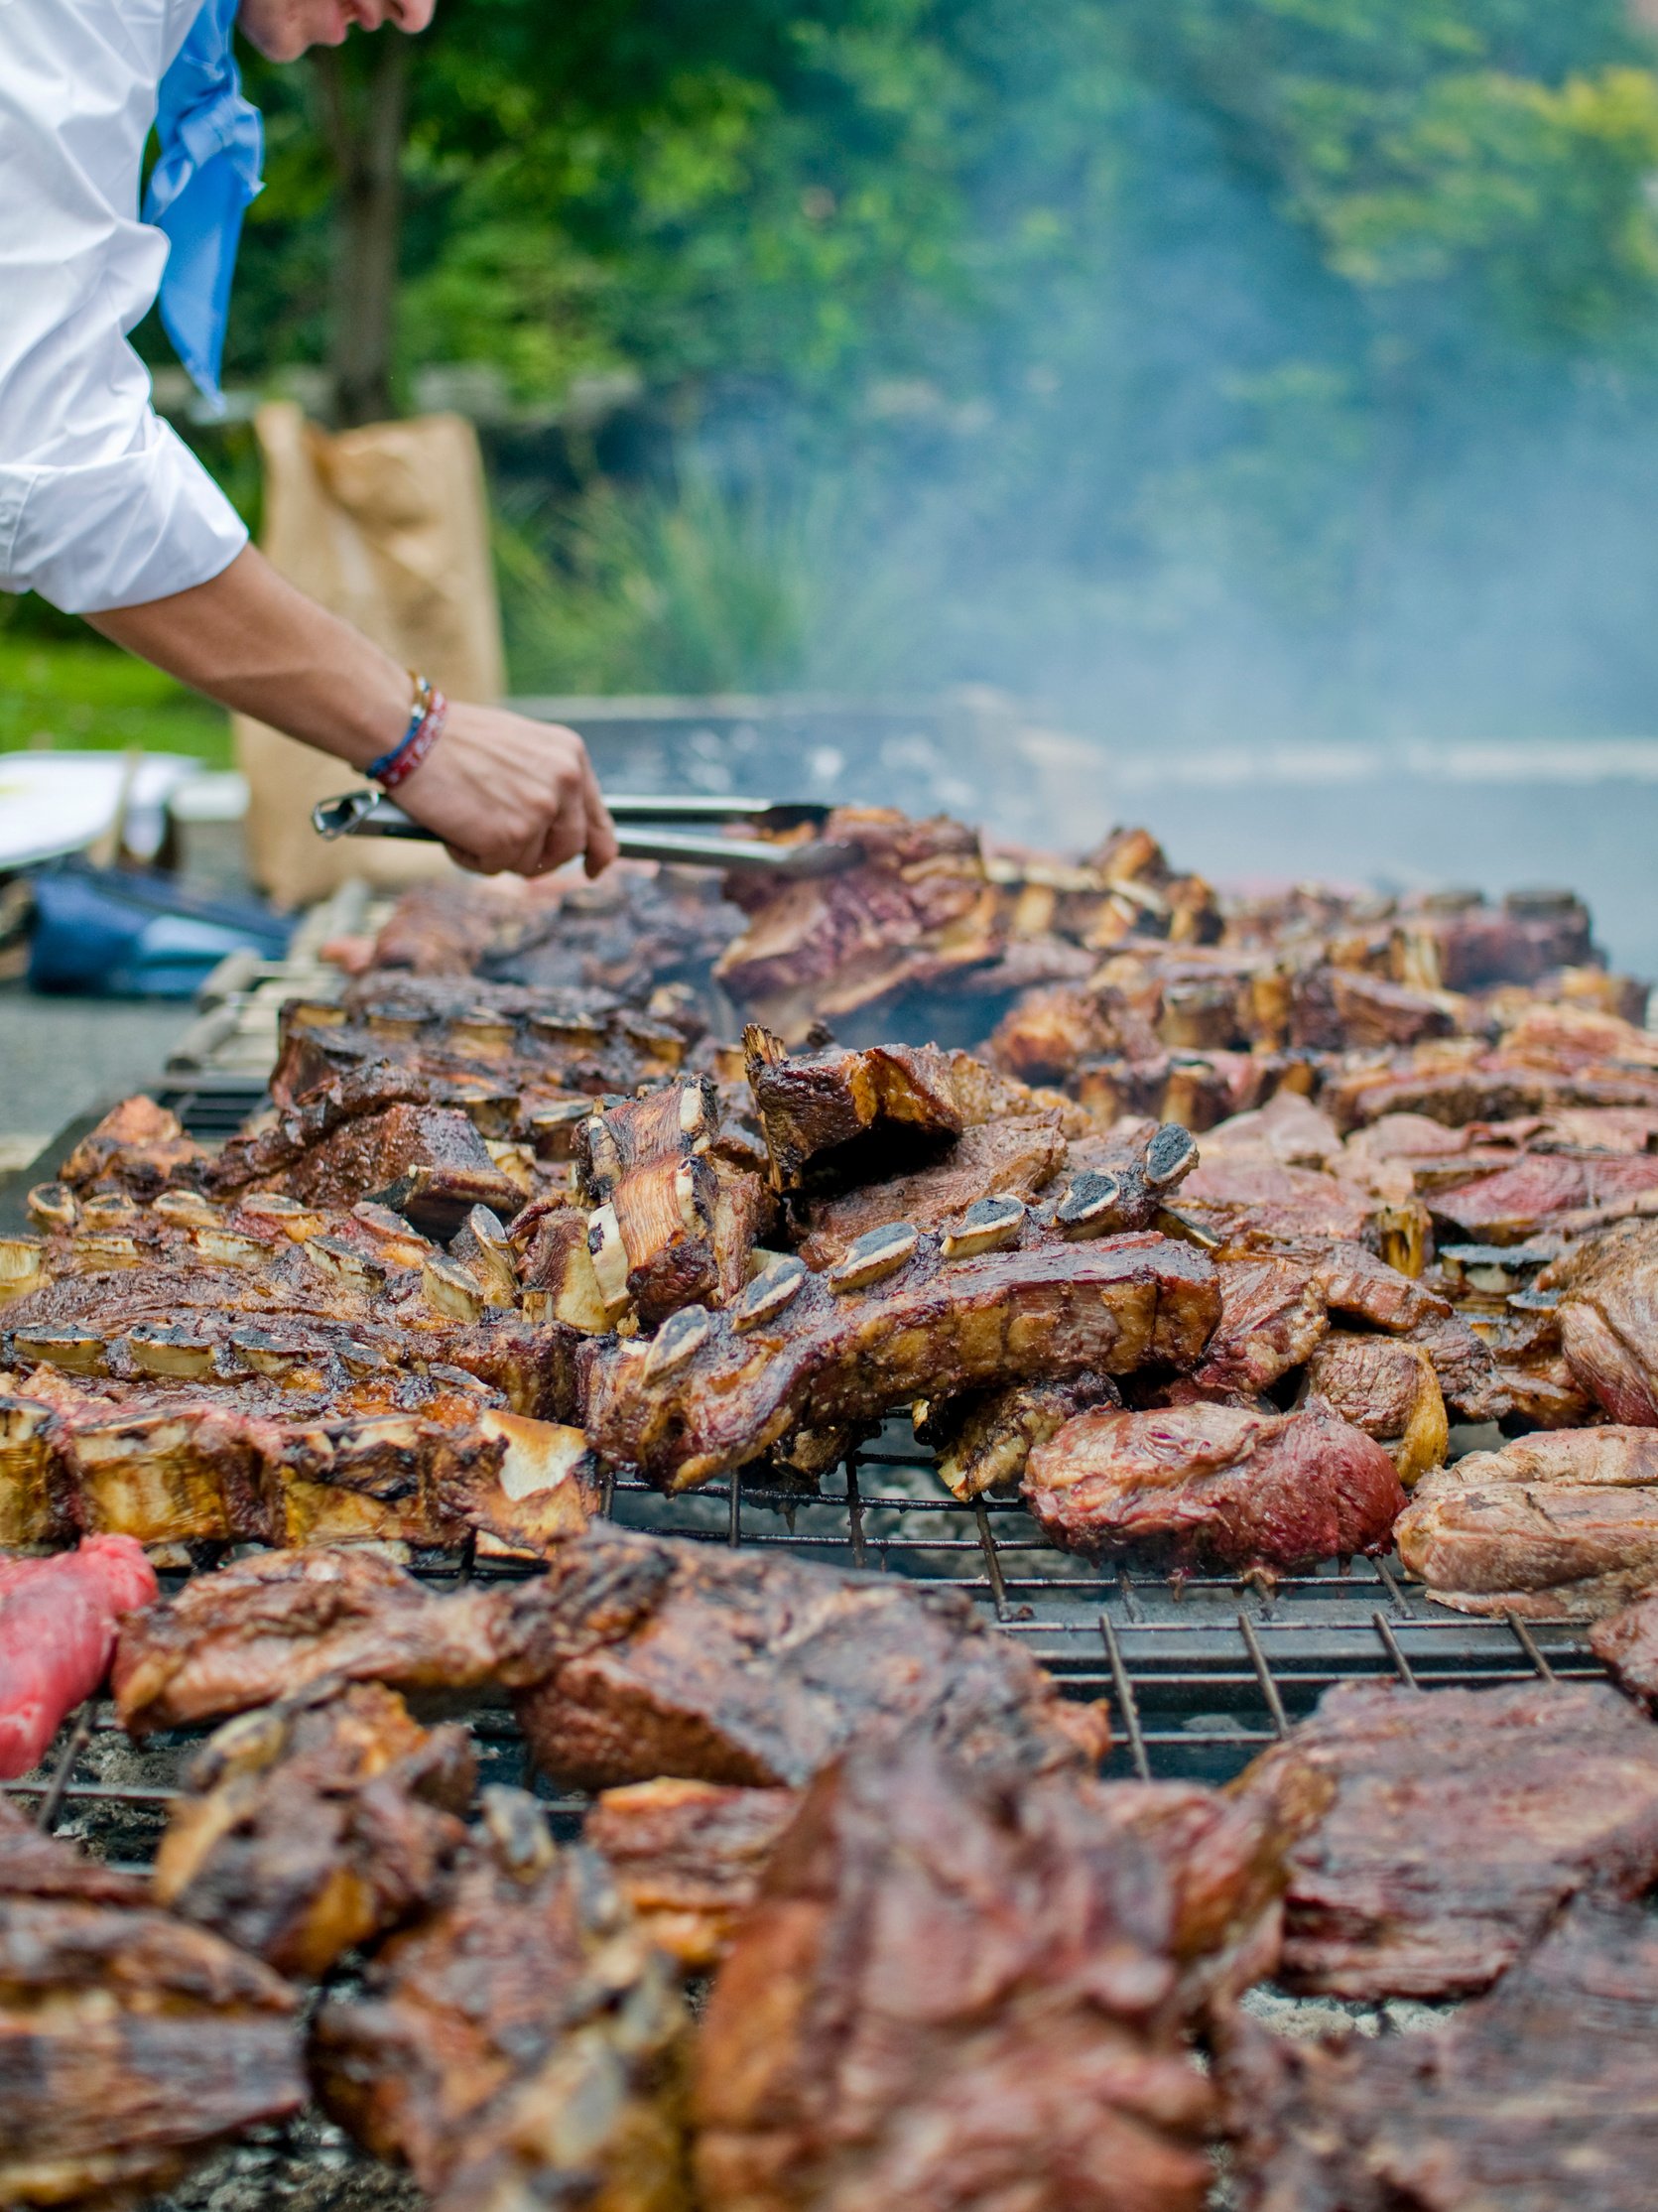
[142,0,264,414]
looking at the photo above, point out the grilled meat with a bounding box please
[113,1545,573,1733]
[582,1778,800,1970]
[578,1077,771,1327]
[1298,1334,1447,1485]
[0,1534,157,1779]
[312,1786,692,2212]
[1396,1427,1658,1619]
[515,1524,1108,1791]
[232,1099,527,1236]
[154,1681,474,1978]
[1025,1400,1406,1572]
[743,1025,964,1192]
[1431,1150,1658,1243]
[797,1115,1067,1268]
[1219,1894,1658,2212]
[0,1802,306,2207]
[1190,1256,1330,1393]
[914,1372,1122,1498]
[1552,1216,1658,1424]
[1235,1678,1658,1998]
[580,1229,1220,1492]
[694,1746,1244,2212]
[57,1094,212,1199]
[715,809,1000,1039]
[1176,1155,1379,1247]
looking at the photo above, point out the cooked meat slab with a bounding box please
[1432,1151,1658,1243]
[743,1025,964,1191]
[0,1534,157,1778]
[1235,1678,1658,1998]
[154,1681,474,1978]
[1396,1426,1658,1618]
[1024,1401,1406,1572]
[1300,1334,1447,1485]
[915,1372,1121,1498]
[583,1777,801,1970]
[515,1526,1109,1790]
[0,1800,307,2207]
[580,1228,1220,1491]
[313,1787,692,2212]
[1220,1895,1658,2212]
[1191,1256,1329,1393]
[1593,1583,1658,1707]
[113,1544,573,1733]
[693,1747,1230,2212]
[1554,1216,1658,1424]
[798,1114,1067,1268]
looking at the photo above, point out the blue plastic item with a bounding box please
[27,864,293,999]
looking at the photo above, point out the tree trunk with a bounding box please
[313,38,409,428]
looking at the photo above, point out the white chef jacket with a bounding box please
[0,0,250,614]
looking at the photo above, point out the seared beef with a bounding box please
[1553,1216,1658,1423]
[743,1025,964,1191]
[715,809,1000,1038]
[1219,1895,1658,2212]
[1299,1334,1447,1485]
[798,1115,1067,1268]
[313,1788,692,2212]
[579,1229,1220,1492]
[1397,1427,1658,1618]
[154,1681,474,1977]
[1236,1678,1658,1997]
[582,1778,801,1970]
[1024,1401,1406,1572]
[514,1526,1109,1791]
[915,1372,1121,1498]
[244,1100,526,1236]
[694,1746,1262,2212]
[1191,1256,1329,1393]
[1593,1583,1658,1707]
[0,1534,157,1779]
[57,1095,212,1199]
[0,1803,306,2206]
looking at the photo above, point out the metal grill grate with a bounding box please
[5,1433,1604,1867]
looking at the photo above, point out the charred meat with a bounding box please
[582,1778,800,1971]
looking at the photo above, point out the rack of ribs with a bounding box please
[153,1680,475,1978]
[1232,1678,1658,1998]
[1397,1427,1658,1619]
[743,1024,966,1191]
[1022,1400,1407,1573]
[0,1534,157,1778]
[691,1743,1292,2212]
[1218,1893,1658,2212]
[311,1785,692,2212]
[0,1798,307,2206]
[579,1227,1220,1491]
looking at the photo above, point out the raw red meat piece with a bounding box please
[0,1536,159,1778]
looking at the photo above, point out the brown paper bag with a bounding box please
[235,401,506,905]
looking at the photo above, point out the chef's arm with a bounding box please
[88,546,617,879]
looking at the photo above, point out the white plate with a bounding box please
[0,751,203,867]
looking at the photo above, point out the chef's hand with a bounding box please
[395,702,618,878]
[89,547,617,879]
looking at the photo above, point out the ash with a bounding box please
[146,2112,422,2212]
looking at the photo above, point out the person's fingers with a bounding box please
[578,749,618,877]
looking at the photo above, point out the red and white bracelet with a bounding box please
[366,672,448,790]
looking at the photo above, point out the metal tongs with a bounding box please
[312,789,860,878]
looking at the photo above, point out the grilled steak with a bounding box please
[1593,1584,1658,1708]
[1235,1678,1658,1998]
[1553,1216,1658,1424]
[743,1024,964,1192]
[0,1534,157,1779]
[313,1788,692,2212]
[580,1229,1220,1491]
[583,1778,801,1970]
[113,1545,575,1733]
[798,1115,1067,1268]
[694,1747,1259,2212]
[1299,1334,1448,1485]
[1396,1427,1658,1618]
[154,1681,474,1978]
[0,1800,306,2206]
[1432,1150,1658,1242]
[514,1525,1109,1791]
[56,1094,213,1199]
[1191,1256,1329,1393]
[715,808,1000,1038]
[1024,1401,1406,1572]
[915,1372,1122,1498]
[1219,1894,1658,2212]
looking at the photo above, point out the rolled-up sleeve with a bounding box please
[0,0,248,614]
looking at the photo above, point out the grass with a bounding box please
[0,638,231,764]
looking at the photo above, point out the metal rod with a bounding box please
[1237,1613,1290,1738]
[1099,1612,1151,1781]
[1506,1613,1557,1681]
[35,1703,95,1833]
[973,1499,1010,1621]
[727,1468,743,1548]
[844,1454,867,1571]
[1372,1612,1421,1690]
[1374,1559,1417,1618]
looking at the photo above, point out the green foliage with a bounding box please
[0,639,229,762]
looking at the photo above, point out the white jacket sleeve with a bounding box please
[0,0,249,614]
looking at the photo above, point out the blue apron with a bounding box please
[142,0,265,413]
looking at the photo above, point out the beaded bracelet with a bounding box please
[366,672,446,789]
